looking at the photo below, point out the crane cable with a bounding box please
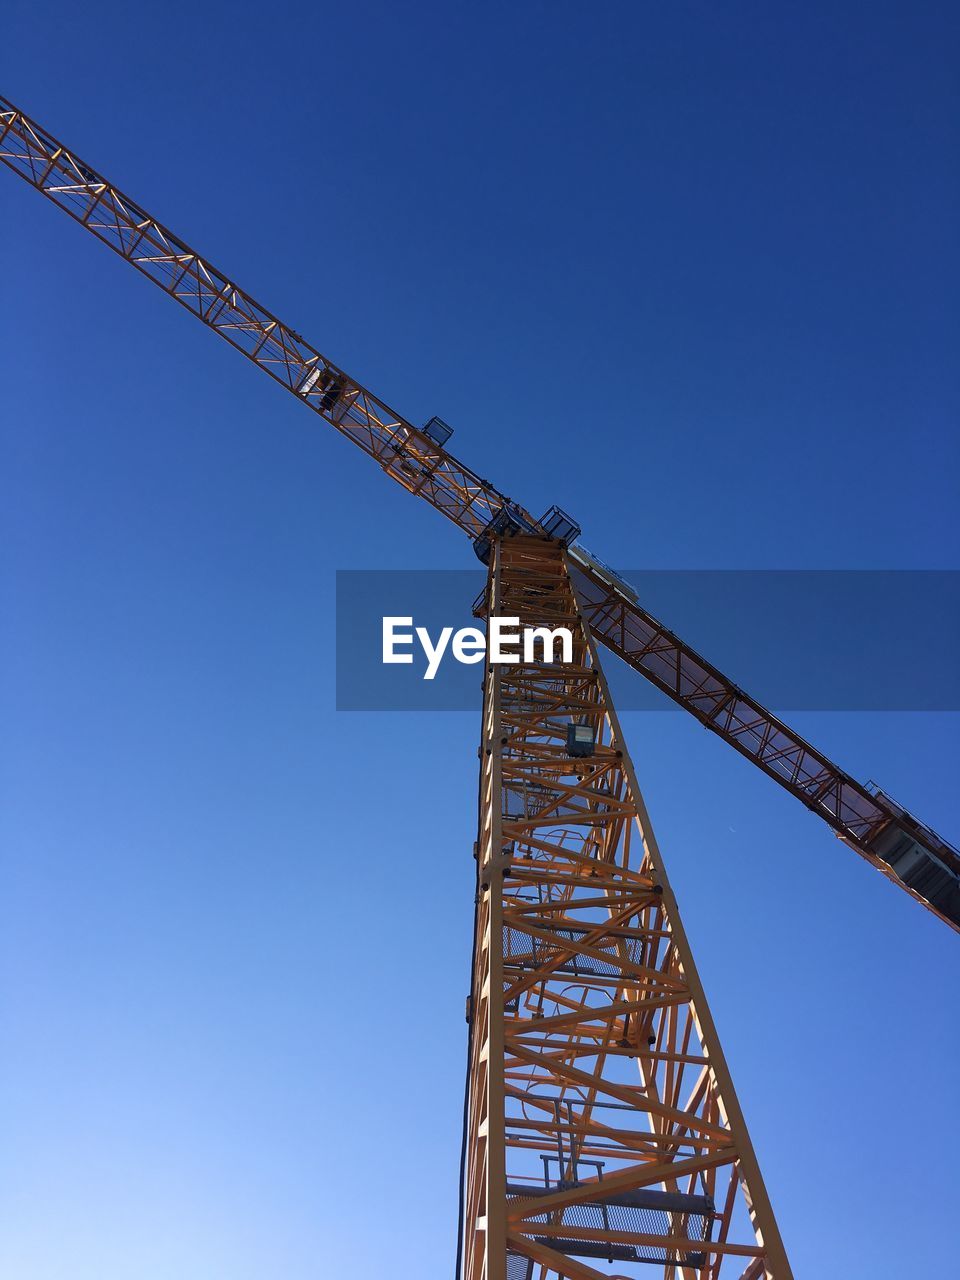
[456,652,489,1279]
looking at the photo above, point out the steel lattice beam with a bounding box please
[0,95,525,539]
[464,537,791,1280]
[3,92,956,931]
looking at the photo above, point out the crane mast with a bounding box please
[2,90,958,1278]
[468,537,791,1279]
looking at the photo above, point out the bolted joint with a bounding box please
[480,849,513,887]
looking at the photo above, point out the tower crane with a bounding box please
[2,94,957,1280]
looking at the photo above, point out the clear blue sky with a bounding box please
[1,3,958,1277]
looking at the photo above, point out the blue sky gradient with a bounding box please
[2,3,958,1277]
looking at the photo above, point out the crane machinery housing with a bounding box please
[2,93,957,1280]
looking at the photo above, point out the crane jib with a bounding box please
[2,92,957,933]
[0,94,531,543]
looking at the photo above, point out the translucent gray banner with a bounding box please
[336,570,960,711]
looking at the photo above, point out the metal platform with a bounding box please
[506,1182,715,1269]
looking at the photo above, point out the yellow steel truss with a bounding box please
[464,537,791,1280]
